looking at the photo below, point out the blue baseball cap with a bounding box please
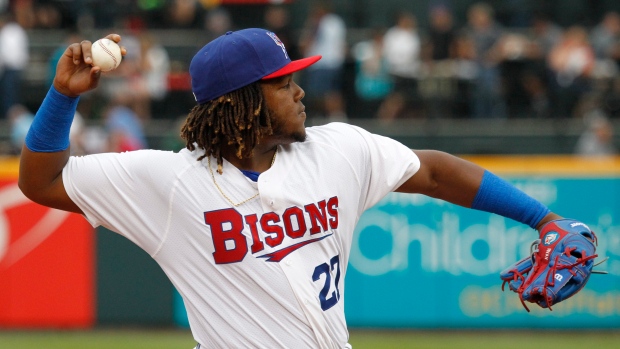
[190,28,322,104]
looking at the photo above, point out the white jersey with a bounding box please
[62,122,420,348]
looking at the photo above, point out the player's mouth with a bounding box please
[299,106,306,119]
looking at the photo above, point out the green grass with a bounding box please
[0,329,196,349]
[348,330,620,349]
[0,329,619,348]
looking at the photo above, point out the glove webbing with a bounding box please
[534,248,598,311]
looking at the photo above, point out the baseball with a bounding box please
[91,38,122,72]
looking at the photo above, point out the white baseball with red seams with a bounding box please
[91,38,122,72]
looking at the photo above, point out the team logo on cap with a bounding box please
[266,31,288,59]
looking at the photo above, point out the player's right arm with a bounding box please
[18,34,124,214]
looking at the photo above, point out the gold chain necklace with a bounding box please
[208,148,277,207]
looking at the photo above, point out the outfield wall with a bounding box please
[2,155,620,328]
[0,157,95,328]
[345,156,620,328]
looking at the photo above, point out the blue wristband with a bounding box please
[471,171,550,229]
[25,86,80,152]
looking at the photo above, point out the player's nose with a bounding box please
[294,81,305,101]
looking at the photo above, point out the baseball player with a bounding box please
[20,30,569,348]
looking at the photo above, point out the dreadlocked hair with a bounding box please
[180,81,273,174]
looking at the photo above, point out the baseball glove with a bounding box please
[500,219,607,311]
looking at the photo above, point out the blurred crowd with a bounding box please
[0,0,618,157]
[351,4,620,124]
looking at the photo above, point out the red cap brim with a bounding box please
[262,55,322,80]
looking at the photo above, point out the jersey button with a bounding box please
[285,260,292,266]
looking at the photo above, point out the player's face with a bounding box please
[260,74,307,143]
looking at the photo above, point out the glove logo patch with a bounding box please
[543,232,558,245]
[554,273,563,282]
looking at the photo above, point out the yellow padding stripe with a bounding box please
[0,157,20,179]
[461,155,620,176]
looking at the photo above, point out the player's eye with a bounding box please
[277,74,294,90]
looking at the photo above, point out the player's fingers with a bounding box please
[89,66,102,88]
[105,33,121,43]
[68,42,84,65]
[80,40,93,65]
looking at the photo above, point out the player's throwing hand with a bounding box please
[53,34,126,98]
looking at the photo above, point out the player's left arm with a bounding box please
[395,149,482,207]
[395,149,561,229]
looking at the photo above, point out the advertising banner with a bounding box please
[346,178,620,327]
[0,158,95,328]
[346,155,620,328]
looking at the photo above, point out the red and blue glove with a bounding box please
[500,219,605,311]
